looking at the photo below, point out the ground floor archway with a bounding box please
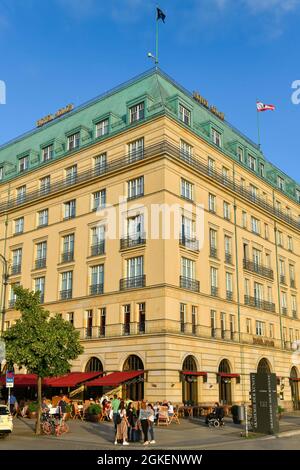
[85,357,103,373]
[257,358,271,374]
[218,359,232,405]
[290,366,300,410]
[123,355,144,401]
[182,355,198,405]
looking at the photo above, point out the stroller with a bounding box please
[206,406,225,428]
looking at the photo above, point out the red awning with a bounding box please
[217,373,240,378]
[181,371,207,376]
[86,371,144,387]
[289,377,300,382]
[45,372,103,387]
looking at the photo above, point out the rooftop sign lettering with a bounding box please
[36,104,74,127]
[193,91,225,121]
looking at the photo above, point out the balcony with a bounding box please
[180,276,200,292]
[281,307,287,315]
[244,295,275,312]
[63,213,76,221]
[291,279,296,289]
[61,251,74,263]
[89,284,104,295]
[211,286,219,297]
[226,290,233,301]
[35,258,46,269]
[91,241,105,257]
[210,247,218,259]
[179,236,199,252]
[225,252,232,264]
[120,233,146,250]
[293,310,297,319]
[1,140,300,233]
[11,264,21,275]
[120,275,146,290]
[60,289,72,300]
[243,259,274,280]
[280,275,286,285]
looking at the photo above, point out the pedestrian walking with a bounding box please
[115,401,129,446]
[111,394,120,432]
[139,401,150,445]
[147,403,156,444]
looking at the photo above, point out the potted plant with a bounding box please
[65,403,72,421]
[86,404,102,422]
[277,405,284,420]
[28,402,39,419]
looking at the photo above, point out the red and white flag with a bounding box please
[256,101,275,112]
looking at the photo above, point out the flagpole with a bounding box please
[256,100,261,150]
[155,8,159,67]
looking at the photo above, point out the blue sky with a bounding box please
[0,0,300,181]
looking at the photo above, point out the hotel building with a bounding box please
[0,68,300,408]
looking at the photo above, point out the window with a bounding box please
[289,328,294,343]
[94,153,107,174]
[14,217,24,234]
[208,193,216,213]
[266,285,272,304]
[259,162,265,177]
[265,253,271,268]
[246,318,252,334]
[180,140,193,162]
[127,214,144,238]
[68,312,74,325]
[288,236,293,252]
[92,189,106,211]
[179,104,191,125]
[269,323,274,339]
[181,215,194,240]
[238,147,244,162]
[180,303,186,333]
[223,201,230,220]
[277,175,285,191]
[229,315,235,339]
[208,157,215,175]
[290,265,295,287]
[90,265,104,293]
[129,102,144,123]
[256,321,265,336]
[250,184,257,199]
[99,308,106,336]
[66,165,77,184]
[244,278,250,297]
[62,234,74,261]
[242,211,247,228]
[224,236,232,262]
[42,144,53,162]
[210,267,218,295]
[283,327,287,342]
[210,310,216,337]
[226,272,233,297]
[138,303,145,333]
[61,271,73,298]
[264,223,269,240]
[248,154,256,171]
[0,166,3,180]
[220,312,226,338]
[276,230,283,247]
[222,167,229,184]
[36,241,47,268]
[123,304,131,335]
[95,118,109,138]
[16,185,26,203]
[181,257,195,280]
[251,216,260,235]
[34,277,45,303]
[91,225,105,245]
[128,138,144,162]
[253,248,262,267]
[12,248,22,274]
[279,259,285,278]
[276,200,281,212]
[128,176,144,199]
[212,128,221,147]
[38,209,48,227]
[192,306,197,334]
[254,282,263,302]
[40,176,50,193]
[127,256,143,278]
[64,200,76,219]
[292,296,297,317]
[296,189,300,203]
[181,178,193,201]
[67,132,80,150]
[9,282,19,307]
[19,155,29,172]
[209,228,217,252]
[281,291,287,313]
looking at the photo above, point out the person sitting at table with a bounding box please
[168,402,174,418]
[205,402,224,424]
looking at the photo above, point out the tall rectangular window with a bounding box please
[64,200,76,219]
[248,154,256,171]
[256,321,265,336]
[128,138,144,162]
[90,265,104,295]
[61,271,73,299]
[91,225,105,256]
[16,185,26,203]
[181,257,195,279]
[212,128,221,147]
[242,211,247,228]
[62,234,74,261]
[192,305,197,334]
[35,277,45,303]
[220,312,226,339]
[12,248,22,274]
[277,176,285,191]
[67,132,80,150]
[288,236,293,252]
[246,318,252,334]
[251,216,260,234]
[181,178,193,200]
[99,308,106,336]
[40,176,50,193]
[210,310,216,338]
[180,303,186,333]
[38,209,48,227]
[230,314,235,339]
[238,147,244,162]
[128,176,144,199]
[123,304,131,335]
[180,140,193,162]
[42,144,53,162]
[66,165,77,184]
[94,153,107,174]
[36,241,47,268]
[92,189,106,211]
[138,303,146,333]
[208,157,215,175]
[96,119,109,138]
[129,102,144,123]
[226,272,233,298]
[127,256,143,278]
[14,217,24,234]
[179,104,191,125]
[223,201,230,220]
[210,267,218,296]
[19,156,29,172]
[0,166,3,180]
[209,193,216,213]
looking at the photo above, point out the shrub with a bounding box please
[277,405,285,414]
[28,402,39,412]
[87,404,102,415]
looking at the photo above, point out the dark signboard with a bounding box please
[250,372,279,434]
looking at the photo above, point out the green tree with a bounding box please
[3,286,83,434]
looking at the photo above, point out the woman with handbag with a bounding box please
[114,400,129,446]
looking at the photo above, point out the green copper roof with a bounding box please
[0,67,299,204]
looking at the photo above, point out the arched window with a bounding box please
[257,358,271,374]
[123,355,144,371]
[182,355,197,372]
[218,359,232,405]
[123,355,144,401]
[182,355,198,405]
[219,359,231,374]
[85,357,103,373]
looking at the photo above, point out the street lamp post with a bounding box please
[0,254,9,336]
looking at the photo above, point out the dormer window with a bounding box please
[67,132,80,151]
[259,162,265,177]
[179,104,191,126]
[0,166,3,181]
[19,155,29,173]
[248,154,256,172]
[96,119,109,138]
[42,144,54,162]
[212,128,221,147]
[238,147,244,162]
[130,102,144,124]
[277,176,285,191]
[296,189,300,203]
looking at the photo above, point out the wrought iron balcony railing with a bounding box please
[120,233,146,250]
[179,236,199,252]
[244,295,275,312]
[60,289,72,300]
[11,264,21,275]
[61,251,74,263]
[225,252,232,264]
[226,291,233,301]
[281,307,287,315]
[210,247,218,259]
[89,284,104,295]
[211,286,219,297]
[243,259,274,280]
[90,241,105,256]
[180,276,200,292]
[290,279,296,289]
[35,258,46,269]
[120,275,146,290]
[280,275,286,285]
